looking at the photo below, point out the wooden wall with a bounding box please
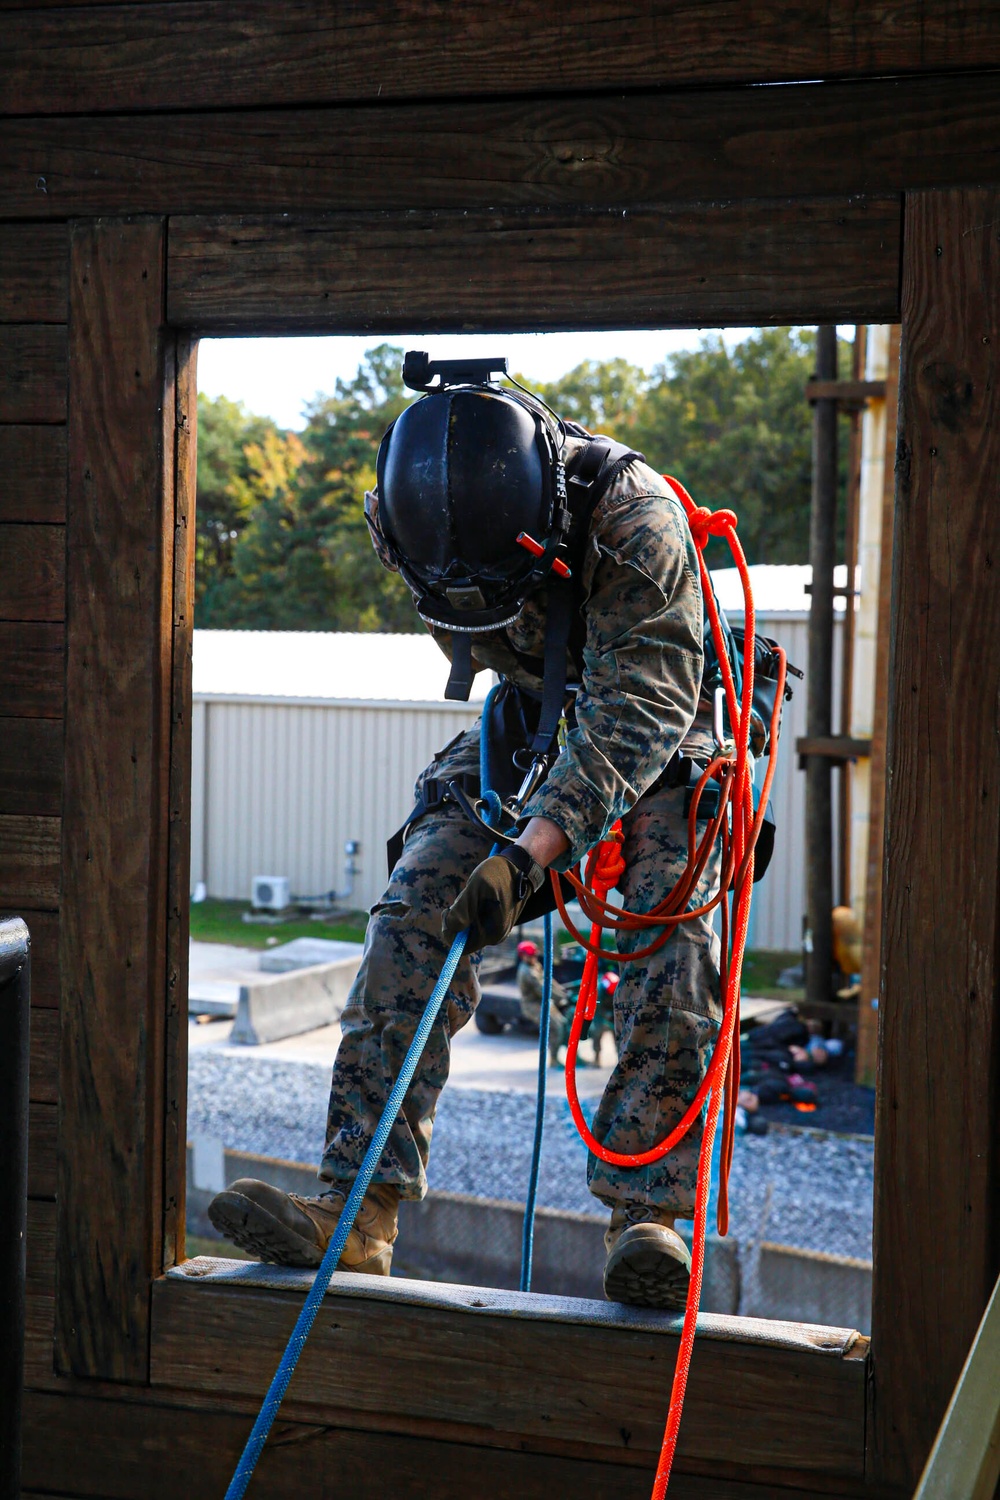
[3,6,1000,1498]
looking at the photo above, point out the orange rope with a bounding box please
[556,478,788,1497]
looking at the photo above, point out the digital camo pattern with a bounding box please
[428,442,705,867]
[321,726,490,1200]
[321,706,721,1217]
[320,444,718,1215]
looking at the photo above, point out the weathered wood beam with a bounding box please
[162,335,197,1271]
[870,188,1000,1488]
[19,1389,869,1500]
[913,1271,1000,1500]
[0,624,65,718]
[0,328,66,422]
[0,718,62,814]
[0,816,59,907]
[57,217,172,1381]
[0,428,66,524]
[806,380,888,407]
[0,73,997,221]
[27,1100,57,1199]
[0,525,65,621]
[28,1004,58,1104]
[3,2,1000,117]
[167,199,900,335]
[0,225,66,320]
[151,1277,867,1480]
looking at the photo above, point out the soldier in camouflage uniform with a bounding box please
[210,367,720,1309]
[515,940,571,1064]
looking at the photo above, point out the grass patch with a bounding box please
[190,897,368,950]
[184,1232,253,1261]
[740,948,803,999]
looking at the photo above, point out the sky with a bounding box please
[196,328,760,430]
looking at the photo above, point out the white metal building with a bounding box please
[191,579,843,949]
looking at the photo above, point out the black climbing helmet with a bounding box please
[370,352,571,633]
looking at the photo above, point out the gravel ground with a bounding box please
[188,1051,874,1262]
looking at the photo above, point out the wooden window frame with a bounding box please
[53,194,1000,1494]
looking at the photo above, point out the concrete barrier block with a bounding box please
[745,1241,872,1333]
[185,1147,866,1331]
[230,955,361,1044]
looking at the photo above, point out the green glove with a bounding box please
[442,846,546,953]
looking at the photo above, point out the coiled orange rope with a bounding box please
[553,478,787,1497]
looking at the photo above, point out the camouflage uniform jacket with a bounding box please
[371,435,705,866]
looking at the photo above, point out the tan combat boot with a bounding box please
[208,1178,399,1273]
[603,1204,692,1309]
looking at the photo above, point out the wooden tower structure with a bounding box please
[3,8,1000,1497]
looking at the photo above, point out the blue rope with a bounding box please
[520,909,553,1291]
[223,927,469,1499]
[224,683,506,1499]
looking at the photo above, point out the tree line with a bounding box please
[195,328,841,631]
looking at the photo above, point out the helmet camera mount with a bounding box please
[402,350,509,392]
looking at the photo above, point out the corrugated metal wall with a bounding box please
[191,614,841,950]
[191,698,481,911]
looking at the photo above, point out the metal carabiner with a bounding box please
[712,685,728,751]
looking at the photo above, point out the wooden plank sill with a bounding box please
[151,1259,868,1480]
[166,1256,864,1356]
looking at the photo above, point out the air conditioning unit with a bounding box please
[251,875,291,913]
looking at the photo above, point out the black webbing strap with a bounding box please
[444,632,474,701]
[530,575,573,756]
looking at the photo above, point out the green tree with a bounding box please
[536,328,840,571]
[195,393,281,622]
[525,356,651,437]
[209,345,418,632]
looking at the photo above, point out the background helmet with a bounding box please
[374,366,569,633]
[517,939,539,959]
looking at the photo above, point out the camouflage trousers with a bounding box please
[320,716,721,1217]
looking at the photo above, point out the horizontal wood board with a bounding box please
[0,715,62,813]
[869,187,1000,1487]
[29,1001,58,1102]
[0,224,66,319]
[0,427,67,523]
[151,1278,866,1478]
[0,75,996,222]
[5,2,1000,115]
[29,1098,57,1198]
[0,326,66,421]
[0,622,65,716]
[0,523,64,620]
[167,200,901,334]
[19,1390,874,1500]
[0,814,59,905]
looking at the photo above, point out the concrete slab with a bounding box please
[230,954,363,1044]
[259,936,364,973]
[188,941,262,1018]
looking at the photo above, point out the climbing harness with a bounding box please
[223,482,786,1500]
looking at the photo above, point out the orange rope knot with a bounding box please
[591,825,626,890]
[686,505,739,551]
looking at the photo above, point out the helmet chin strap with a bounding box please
[444,633,474,701]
